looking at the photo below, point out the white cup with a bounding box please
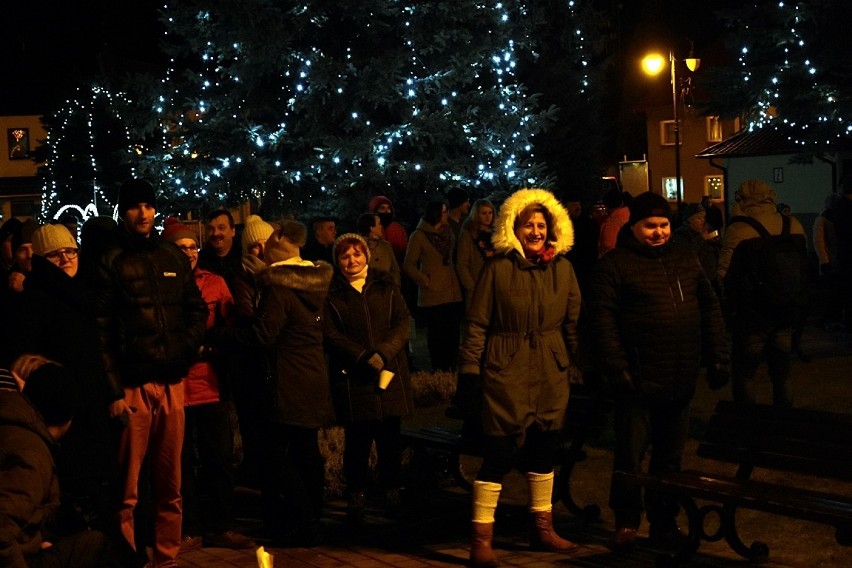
[378,370,395,390]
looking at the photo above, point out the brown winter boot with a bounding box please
[470,522,499,567]
[529,510,579,553]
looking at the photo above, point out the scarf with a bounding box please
[474,230,495,260]
[526,244,557,265]
[346,265,369,292]
[425,224,453,265]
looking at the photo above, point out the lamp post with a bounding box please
[642,50,700,211]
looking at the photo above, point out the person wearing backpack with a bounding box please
[718,179,809,407]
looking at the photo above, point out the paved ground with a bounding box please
[177,290,852,567]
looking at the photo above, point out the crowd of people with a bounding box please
[1,175,850,567]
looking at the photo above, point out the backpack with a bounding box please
[724,215,809,323]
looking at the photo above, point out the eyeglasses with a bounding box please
[45,248,78,261]
[178,245,199,253]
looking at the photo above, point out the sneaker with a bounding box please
[613,527,638,552]
[179,534,203,553]
[205,530,257,550]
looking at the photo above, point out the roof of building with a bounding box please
[696,121,852,159]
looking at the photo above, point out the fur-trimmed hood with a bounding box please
[259,260,334,310]
[492,188,574,256]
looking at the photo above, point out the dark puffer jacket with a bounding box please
[324,268,413,423]
[590,228,728,403]
[94,228,208,400]
[217,260,335,428]
[0,392,60,565]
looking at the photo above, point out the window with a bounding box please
[662,177,683,201]
[704,175,724,199]
[659,120,680,146]
[706,116,723,142]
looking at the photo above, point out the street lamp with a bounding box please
[642,49,700,211]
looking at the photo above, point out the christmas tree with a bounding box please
[702,0,852,153]
[37,85,136,223]
[126,0,603,222]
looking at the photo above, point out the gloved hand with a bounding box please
[365,352,385,371]
[706,363,730,391]
[606,370,635,396]
[446,373,482,419]
[820,262,834,276]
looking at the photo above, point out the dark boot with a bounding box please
[470,522,499,567]
[529,510,579,553]
[346,491,366,527]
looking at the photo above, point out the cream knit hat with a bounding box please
[32,223,77,256]
[242,215,275,249]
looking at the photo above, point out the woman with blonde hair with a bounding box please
[456,198,496,298]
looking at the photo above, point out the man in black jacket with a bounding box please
[93,179,208,568]
[590,192,729,552]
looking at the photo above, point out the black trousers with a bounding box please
[261,422,324,533]
[476,424,561,483]
[609,393,690,530]
[420,301,463,372]
[181,401,238,536]
[343,417,403,494]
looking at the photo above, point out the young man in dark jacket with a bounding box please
[590,191,729,552]
[93,179,208,568]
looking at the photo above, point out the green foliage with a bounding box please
[701,1,852,153]
[128,0,606,222]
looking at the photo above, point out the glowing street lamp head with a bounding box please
[641,53,666,76]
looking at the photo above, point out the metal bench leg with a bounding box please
[721,503,769,562]
[554,458,601,522]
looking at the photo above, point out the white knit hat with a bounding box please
[241,215,275,249]
[32,224,77,256]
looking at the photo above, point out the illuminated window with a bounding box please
[659,120,679,146]
[662,177,683,201]
[706,116,723,142]
[704,175,724,199]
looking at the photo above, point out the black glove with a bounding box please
[365,352,385,371]
[606,370,635,396]
[446,373,482,419]
[706,363,730,391]
[820,262,834,276]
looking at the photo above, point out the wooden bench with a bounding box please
[401,383,609,522]
[614,400,852,566]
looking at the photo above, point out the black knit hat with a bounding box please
[447,187,470,209]
[22,363,79,426]
[118,179,157,215]
[0,217,22,244]
[12,218,38,252]
[628,192,672,226]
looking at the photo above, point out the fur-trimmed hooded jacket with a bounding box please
[457,188,581,443]
[214,259,335,427]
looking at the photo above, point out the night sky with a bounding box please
[1,1,165,115]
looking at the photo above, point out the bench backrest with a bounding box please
[697,400,852,482]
